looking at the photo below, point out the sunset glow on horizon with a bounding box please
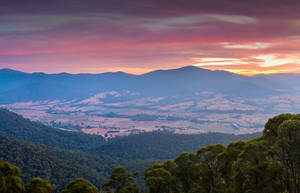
[1,0,300,75]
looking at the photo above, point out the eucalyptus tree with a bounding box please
[102,167,140,193]
[25,177,55,193]
[277,120,300,193]
[0,158,24,193]
[61,178,99,193]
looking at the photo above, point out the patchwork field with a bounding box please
[2,92,299,138]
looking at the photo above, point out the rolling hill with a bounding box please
[0,108,106,151]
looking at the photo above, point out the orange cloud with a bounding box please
[193,54,300,75]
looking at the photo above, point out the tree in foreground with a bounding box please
[196,144,227,193]
[25,177,55,193]
[276,119,300,193]
[232,141,284,193]
[61,178,99,193]
[145,163,177,193]
[102,166,140,193]
[0,158,24,193]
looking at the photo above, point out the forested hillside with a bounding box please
[0,108,260,160]
[97,132,260,160]
[0,108,260,192]
[2,113,300,193]
[0,108,106,151]
[0,134,114,191]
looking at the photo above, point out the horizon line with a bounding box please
[0,65,299,77]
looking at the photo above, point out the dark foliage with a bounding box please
[0,108,261,192]
[0,108,106,151]
[96,131,260,160]
[0,135,114,191]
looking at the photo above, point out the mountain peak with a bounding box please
[142,65,210,76]
[0,68,26,75]
[176,65,205,71]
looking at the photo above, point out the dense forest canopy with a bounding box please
[0,135,114,191]
[0,108,106,151]
[0,108,259,192]
[1,113,300,193]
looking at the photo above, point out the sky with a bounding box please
[1,0,300,75]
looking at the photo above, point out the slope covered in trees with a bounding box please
[2,113,300,193]
[0,108,260,160]
[0,134,114,191]
[0,108,106,151]
[0,108,261,192]
[96,132,260,160]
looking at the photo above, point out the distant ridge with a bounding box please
[0,66,217,76]
[0,68,27,75]
[2,66,300,76]
[0,66,299,103]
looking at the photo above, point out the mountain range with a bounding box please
[1,66,300,136]
[1,66,300,103]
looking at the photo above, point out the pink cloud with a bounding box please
[1,1,300,74]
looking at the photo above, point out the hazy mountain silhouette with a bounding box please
[0,66,298,104]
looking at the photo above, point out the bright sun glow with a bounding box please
[222,42,270,49]
[193,57,247,66]
[192,55,300,75]
[224,69,291,76]
[254,55,296,67]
